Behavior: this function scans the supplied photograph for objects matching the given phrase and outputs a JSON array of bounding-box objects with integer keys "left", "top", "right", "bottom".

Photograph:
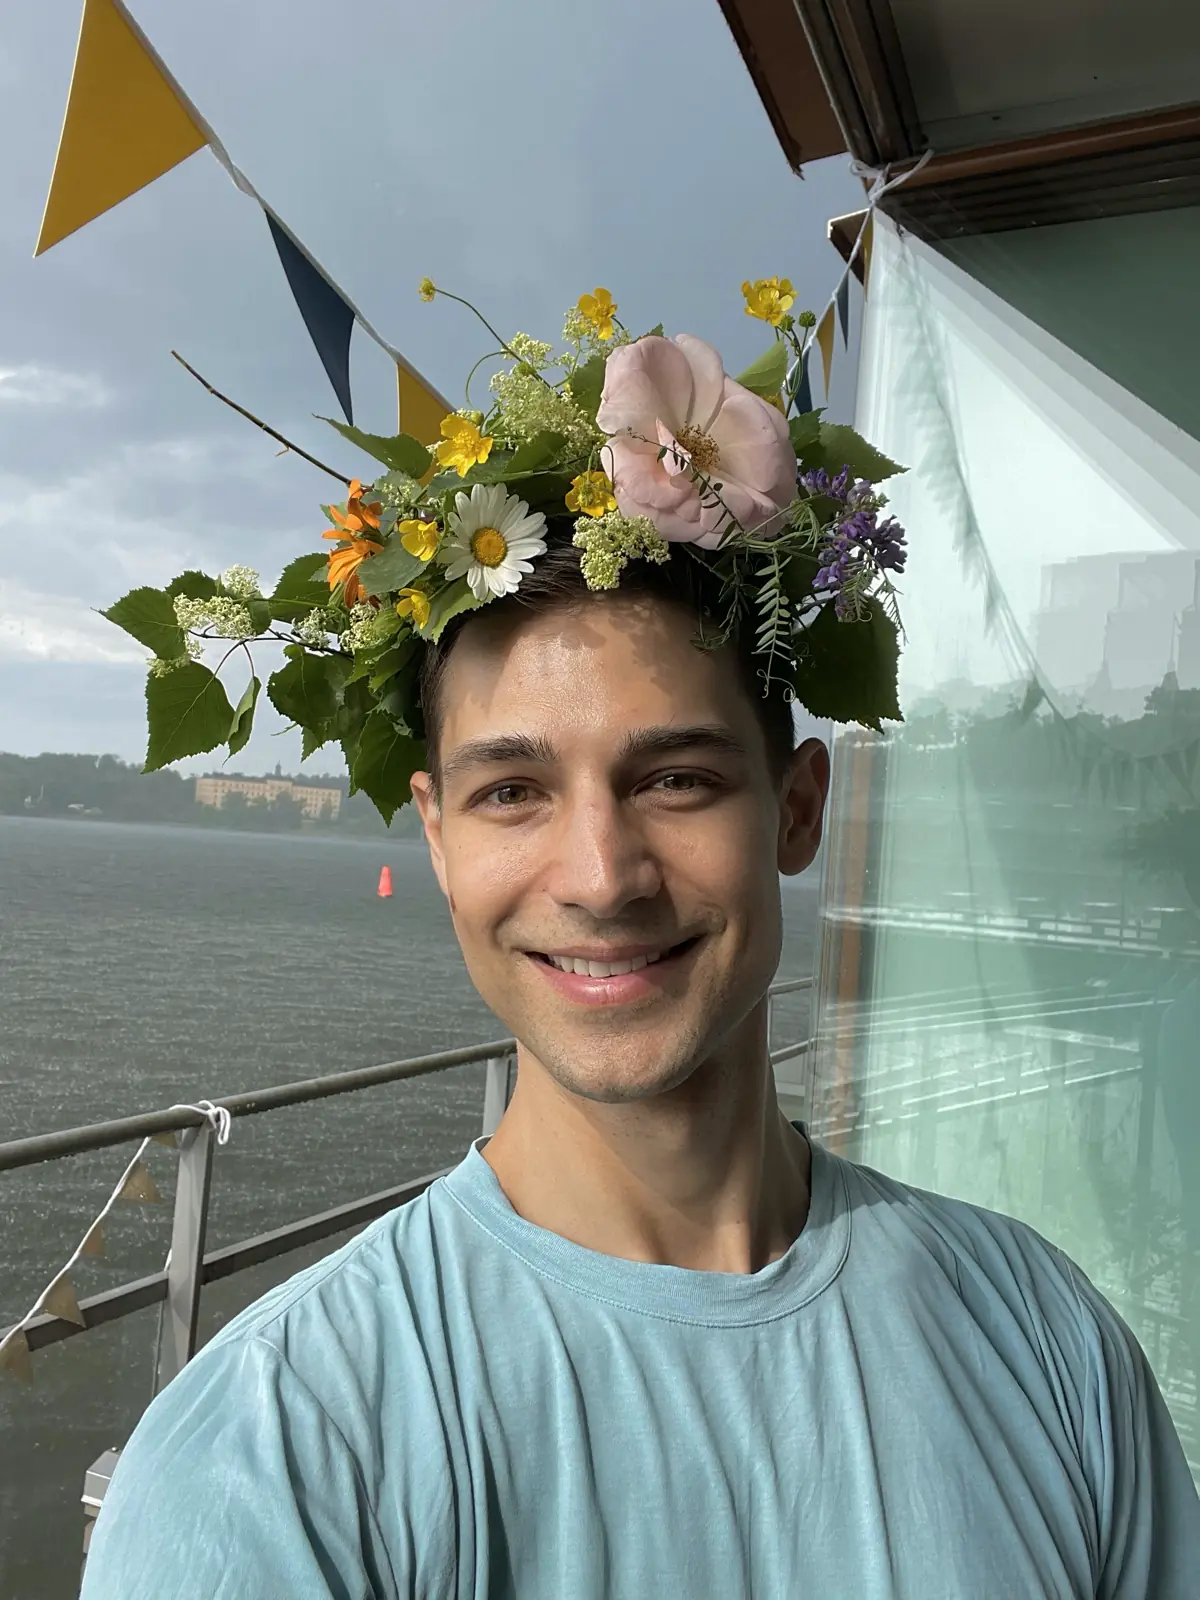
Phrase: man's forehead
[{"left": 436, "top": 600, "right": 745, "bottom": 738}]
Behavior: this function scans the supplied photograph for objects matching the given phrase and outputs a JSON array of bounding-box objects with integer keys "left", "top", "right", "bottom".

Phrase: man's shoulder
[
  {"left": 206, "top": 1172, "right": 451, "bottom": 1365},
  {"left": 828, "top": 1143, "right": 1130, "bottom": 1376}
]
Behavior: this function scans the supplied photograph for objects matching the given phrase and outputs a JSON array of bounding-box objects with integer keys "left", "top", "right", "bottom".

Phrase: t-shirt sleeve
[
  {"left": 1072, "top": 1266, "right": 1200, "bottom": 1597},
  {"left": 79, "top": 1334, "right": 399, "bottom": 1600}
]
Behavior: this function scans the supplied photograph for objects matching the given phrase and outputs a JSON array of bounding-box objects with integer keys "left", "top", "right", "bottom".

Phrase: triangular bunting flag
[
  {"left": 836, "top": 276, "right": 850, "bottom": 346},
  {"left": 0, "top": 1332, "right": 33, "bottom": 1384},
  {"left": 793, "top": 351, "right": 813, "bottom": 415},
  {"left": 861, "top": 214, "right": 874, "bottom": 291},
  {"left": 151, "top": 1130, "right": 178, "bottom": 1149},
  {"left": 35, "top": 0, "right": 208, "bottom": 255},
  {"left": 816, "top": 306, "right": 836, "bottom": 399},
  {"left": 265, "top": 211, "right": 356, "bottom": 424},
  {"left": 397, "top": 362, "right": 448, "bottom": 447},
  {"left": 117, "top": 1160, "right": 161, "bottom": 1203},
  {"left": 80, "top": 1223, "right": 105, "bottom": 1258},
  {"left": 42, "top": 1277, "right": 87, "bottom": 1328}
]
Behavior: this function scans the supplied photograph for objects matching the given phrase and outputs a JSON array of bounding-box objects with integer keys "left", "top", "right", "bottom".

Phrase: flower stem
[
  {"left": 430, "top": 291, "right": 557, "bottom": 392},
  {"left": 170, "top": 352, "right": 352, "bottom": 486}
]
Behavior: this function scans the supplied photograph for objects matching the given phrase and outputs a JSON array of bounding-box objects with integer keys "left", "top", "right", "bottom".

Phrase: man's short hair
[{"left": 418, "top": 522, "right": 797, "bottom": 792}]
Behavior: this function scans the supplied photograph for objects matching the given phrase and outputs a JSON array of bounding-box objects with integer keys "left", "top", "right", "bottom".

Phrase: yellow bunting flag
[
  {"left": 117, "top": 1160, "right": 161, "bottom": 1204},
  {"left": 151, "top": 1130, "right": 178, "bottom": 1149},
  {"left": 35, "top": 0, "right": 209, "bottom": 255},
  {"left": 80, "top": 1223, "right": 105, "bottom": 1258},
  {"left": 816, "top": 305, "right": 836, "bottom": 399},
  {"left": 0, "top": 1332, "right": 34, "bottom": 1384},
  {"left": 860, "top": 215, "right": 874, "bottom": 292},
  {"left": 397, "top": 361, "right": 450, "bottom": 447},
  {"left": 42, "top": 1277, "right": 87, "bottom": 1328}
]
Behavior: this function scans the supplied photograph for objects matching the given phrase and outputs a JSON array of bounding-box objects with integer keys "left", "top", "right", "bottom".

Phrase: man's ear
[
  {"left": 777, "top": 738, "right": 830, "bottom": 877},
  {"left": 409, "top": 772, "right": 449, "bottom": 899}
]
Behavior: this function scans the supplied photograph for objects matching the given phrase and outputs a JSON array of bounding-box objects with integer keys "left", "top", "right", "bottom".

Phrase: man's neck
[{"left": 481, "top": 1021, "right": 811, "bottom": 1275}]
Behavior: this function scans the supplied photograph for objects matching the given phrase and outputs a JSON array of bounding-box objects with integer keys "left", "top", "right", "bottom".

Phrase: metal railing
[{"left": 2, "top": 978, "right": 812, "bottom": 1388}]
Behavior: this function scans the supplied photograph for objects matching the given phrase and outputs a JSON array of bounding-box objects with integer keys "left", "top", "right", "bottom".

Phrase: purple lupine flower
[{"left": 808, "top": 469, "right": 908, "bottom": 615}]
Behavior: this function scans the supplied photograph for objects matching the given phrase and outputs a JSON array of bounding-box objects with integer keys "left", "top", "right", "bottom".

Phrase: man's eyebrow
[
  {"left": 618, "top": 724, "right": 750, "bottom": 762},
  {"left": 439, "top": 733, "right": 559, "bottom": 783},
  {"left": 440, "top": 724, "right": 750, "bottom": 785}
]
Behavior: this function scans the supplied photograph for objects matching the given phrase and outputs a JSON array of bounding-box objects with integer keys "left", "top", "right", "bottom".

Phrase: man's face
[{"left": 411, "top": 597, "right": 827, "bottom": 1104}]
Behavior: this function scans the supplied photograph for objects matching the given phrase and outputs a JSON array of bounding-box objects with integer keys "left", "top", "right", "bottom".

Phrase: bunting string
[
  {"left": 36, "top": 0, "right": 449, "bottom": 431},
  {"left": 794, "top": 149, "right": 935, "bottom": 405},
  {"left": 0, "top": 1136, "right": 164, "bottom": 1384}
]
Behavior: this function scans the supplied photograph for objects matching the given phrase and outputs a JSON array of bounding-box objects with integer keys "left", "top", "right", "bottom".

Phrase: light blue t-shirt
[{"left": 82, "top": 1132, "right": 1199, "bottom": 1598}]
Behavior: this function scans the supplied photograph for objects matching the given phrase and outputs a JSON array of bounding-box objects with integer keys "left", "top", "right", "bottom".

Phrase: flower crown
[{"left": 105, "top": 279, "right": 907, "bottom": 821}]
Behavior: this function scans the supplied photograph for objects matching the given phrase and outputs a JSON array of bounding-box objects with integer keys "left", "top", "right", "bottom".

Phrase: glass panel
[{"left": 811, "top": 209, "right": 1200, "bottom": 1483}]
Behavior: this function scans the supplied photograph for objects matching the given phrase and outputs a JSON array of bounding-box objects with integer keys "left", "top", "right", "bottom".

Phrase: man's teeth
[{"left": 545, "top": 950, "right": 666, "bottom": 977}]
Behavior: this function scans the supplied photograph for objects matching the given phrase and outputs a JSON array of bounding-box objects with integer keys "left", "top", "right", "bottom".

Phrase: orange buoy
[{"left": 377, "top": 865, "right": 393, "bottom": 898}]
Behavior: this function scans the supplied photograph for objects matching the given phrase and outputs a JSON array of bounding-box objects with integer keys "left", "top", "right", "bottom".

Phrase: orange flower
[
  {"left": 323, "top": 532, "right": 382, "bottom": 607},
  {"left": 322, "top": 481, "right": 383, "bottom": 605},
  {"left": 325, "top": 480, "right": 382, "bottom": 537}
]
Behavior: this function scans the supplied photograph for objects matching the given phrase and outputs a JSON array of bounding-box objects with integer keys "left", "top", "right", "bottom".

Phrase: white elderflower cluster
[
  {"left": 173, "top": 594, "right": 257, "bottom": 639},
  {"left": 218, "top": 565, "right": 262, "bottom": 599},
  {"left": 572, "top": 511, "right": 670, "bottom": 591},
  {"left": 338, "top": 603, "right": 398, "bottom": 654},
  {"left": 376, "top": 472, "right": 422, "bottom": 518},
  {"left": 293, "top": 607, "right": 333, "bottom": 647},
  {"left": 148, "top": 640, "right": 202, "bottom": 676},
  {"left": 489, "top": 366, "right": 602, "bottom": 453},
  {"left": 507, "top": 332, "right": 555, "bottom": 370}
]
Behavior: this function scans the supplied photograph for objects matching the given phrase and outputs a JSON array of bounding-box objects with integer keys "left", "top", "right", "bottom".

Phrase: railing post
[
  {"left": 481, "top": 1053, "right": 516, "bottom": 1137},
  {"left": 154, "top": 1123, "right": 215, "bottom": 1392}
]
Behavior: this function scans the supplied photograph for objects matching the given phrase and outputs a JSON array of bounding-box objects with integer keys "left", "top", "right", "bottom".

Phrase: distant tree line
[{"left": 0, "top": 753, "right": 424, "bottom": 838}]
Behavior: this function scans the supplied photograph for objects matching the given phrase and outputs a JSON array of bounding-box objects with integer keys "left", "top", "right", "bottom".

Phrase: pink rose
[{"left": 595, "top": 334, "right": 796, "bottom": 548}]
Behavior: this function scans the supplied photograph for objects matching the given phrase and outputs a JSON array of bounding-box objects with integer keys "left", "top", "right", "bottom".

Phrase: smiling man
[{"left": 83, "top": 535, "right": 1200, "bottom": 1599}]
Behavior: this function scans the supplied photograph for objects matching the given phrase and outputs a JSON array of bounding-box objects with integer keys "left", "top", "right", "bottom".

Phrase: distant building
[{"left": 193, "top": 775, "right": 342, "bottom": 820}]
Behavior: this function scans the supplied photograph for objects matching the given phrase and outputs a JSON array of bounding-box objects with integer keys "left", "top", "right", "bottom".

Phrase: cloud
[
  {"left": 0, "top": 578, "right": 143, "bottom": 663},
  {"left": 0, "top": 362, "right": 112, "bottom": 408}
]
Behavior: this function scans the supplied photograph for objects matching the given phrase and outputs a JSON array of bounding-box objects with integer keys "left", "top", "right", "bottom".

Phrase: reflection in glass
[{"left": 811, "top": 213, "right": 1200, "bottom": 1481}]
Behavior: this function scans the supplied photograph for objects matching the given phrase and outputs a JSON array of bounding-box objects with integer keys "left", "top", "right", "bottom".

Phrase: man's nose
[{"left": 545, "top": 789, "right": 662, "bottom": 918}]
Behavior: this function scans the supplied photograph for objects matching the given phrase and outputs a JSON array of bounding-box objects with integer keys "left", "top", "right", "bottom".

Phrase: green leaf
[
  {"left": 735, "top": 341, "right": 788, "bottom": 399},
  {"left": 790, "top": 599, "right": 902, "bottom": 731},
  {"left": 103, "top": 587, "right": 185, "bottom": 659},
  {"left": 267, "top": 651, "right": 349, "bottom": 728},
  {"left": 356, "top": 540, "right": 429, "bottom": 598},
  {"left": 417, "top": 577, "right": 483, "bottom": 643},
  {"left": 144, "top": 663, "right": 235, "bottom": 772},
  {"left": 459, "top": 448, "right": 516, "bottom": 485},
  {"left": 319, "top": 420, "right": 432, "bottom": 478},
  {"left": 788, "top": 410, "right": 823, "bottom": 454},
  {"left": 799, "top": 422, "right": 905, "bottom": 484},
  {"left": 246, "top": 598, "right": 272, "bottom": 634},
  {"left": 165, "top": 571, "right": 219, "bottom": 601},
  {"left": 506, "top": 431, "right": 568, "bottom": 475},
  {"left": 227, "top": 675, "right": 261, "bottom": 757},
  {"left": 641, "top": 323, "right": 665, "bottom": 339},
  {"left": 270, "top": 553, "right": 329, "bottom": 622},
  {"left": 351, "top": 710, "right": 426, "bottom": 824},
  {"left": 567, "top": 355, "right": 606, "bottom": 421},
  {"left": 301, "top": 725, "right": 331, "bottom": 761}
]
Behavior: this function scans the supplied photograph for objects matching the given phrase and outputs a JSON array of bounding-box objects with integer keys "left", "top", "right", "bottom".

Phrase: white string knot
[
  {"left": 848, "top": 148, "right": 935, "bottom": 205},
  {"left": 169, "top": 1100, "right": 233, "bottom": 1146}
]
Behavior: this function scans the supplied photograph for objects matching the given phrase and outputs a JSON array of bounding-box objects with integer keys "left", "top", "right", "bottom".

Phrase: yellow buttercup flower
[
  {"left": 398, "top": 519, "right": 440, "bottom": 561},
  {"left": 418, "top": 277, "right": 437, "bottom": 302},
  {"left": 395, "top": 588, "right": 431, "bottom": 628},
  {"left": 741, "top": 276, "right": 795, "bottom": 327},
  {"left": 577, "top": 287, "right": 617, "bottom": 341},
  {"left": 435, "top": 414, "right": 494, "bottom": 477},
  {"left": 566, "top": 470, "right": 617, "bottom": 518}
]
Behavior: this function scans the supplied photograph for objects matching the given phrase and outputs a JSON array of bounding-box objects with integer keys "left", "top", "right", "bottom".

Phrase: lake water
[{"left": 0, "top": 816, "right": 817, "bottom": 1598}]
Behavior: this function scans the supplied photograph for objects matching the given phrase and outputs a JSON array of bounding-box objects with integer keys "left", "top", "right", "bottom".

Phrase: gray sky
[{"left": 0, "top": 0, "right": 860, "bottom": 774}]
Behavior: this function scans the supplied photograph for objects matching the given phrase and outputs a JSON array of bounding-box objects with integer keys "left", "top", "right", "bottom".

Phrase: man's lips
[{"left": 523, "top": 937, "right": 702, "bottom": 1007}]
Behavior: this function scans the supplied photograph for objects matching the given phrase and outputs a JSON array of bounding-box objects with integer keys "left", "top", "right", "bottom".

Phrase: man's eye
[
  {"left": 488, "top": 784, "right": 530, "bottom": 806},
  {"left": 655, "top": 772, "right": 707, "bottom": 792}
]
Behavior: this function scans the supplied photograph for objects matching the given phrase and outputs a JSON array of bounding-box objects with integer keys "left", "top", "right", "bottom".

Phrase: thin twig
[{"left": 170, "top": 351, "right": 351, "bottom": 486}]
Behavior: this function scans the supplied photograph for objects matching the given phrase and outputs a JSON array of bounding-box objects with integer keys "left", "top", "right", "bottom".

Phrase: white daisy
[{"left": 442, "top": 483, "right": 548, "bottom": 602}]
